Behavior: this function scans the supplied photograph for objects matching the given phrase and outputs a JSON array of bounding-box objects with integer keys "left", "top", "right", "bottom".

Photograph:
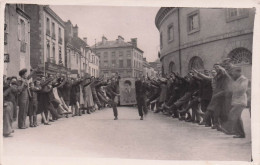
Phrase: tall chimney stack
[
  {"left": 83, "top": 37, "right": 87, "bottom": 44},
  {"left": 73, "top": 24, "right": 78, "bottom": 37},
  {"left": 102, "top": 36, "right": 107, "bottom": 44},
  {"left": 131, "top": 38, "right": 137, "bottom": 47}
]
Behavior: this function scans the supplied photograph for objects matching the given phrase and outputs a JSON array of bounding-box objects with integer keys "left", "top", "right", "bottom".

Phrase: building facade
[
  {"left": 4, "top": 4, "right": 31, "bottom": 77},
  {"left": 155, "top": 8, "right": 255, "bottom": 78},
  {"left": 149, "top": 59, "right": 162, "bottom": 76},
  {"left": 64, "top": 21, "right": 98, "bottom": 77},
  {"left": 24, "top": 5, "right": 66, "bottom": 76},
  {"left": 87, "top": 49, "right": 100, "bottom": 77},
  {"left": 143, "top": 58, "right": 157, "bottom": 77},
  {"left": 93, "top": 36, "right": 144, "bottom": 78}
]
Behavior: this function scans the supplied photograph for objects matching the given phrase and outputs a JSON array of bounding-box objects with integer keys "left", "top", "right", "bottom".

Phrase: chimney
[
  {"left": 131, "top": 38, "right": 137, "bottom": 47},
  {"left": 117, "top": 35, "right": 124, "bottom": 42},
  {"left": 73, "top": 24, "right": 78, "bottom": 37},
  {"left": 102, "top": 36, "right": 107, "bottom": 44},
  {"left": 83, "top": 37, "right": 87, "bottom": 44}
]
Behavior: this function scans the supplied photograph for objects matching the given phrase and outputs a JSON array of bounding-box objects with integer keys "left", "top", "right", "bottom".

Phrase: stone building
[
  {"left": 24, "top": 5, "right": 66, "bottom": 76},
  {"left": 149, "top": 59, "right": 162, "bottom": 76},
  {"left": 155, "top": 8, "right": 255, "bottom": 78},
  {"left": 93, "top": 36, "right": 144, "bottom": 78},
  {"left": 64, "top": 21, "right": 99, "bottom": 78},
  {"left": 143, "top": 58, "right": 156, "bottom": 77},
  {"left": 4, "top": 4, "right": 31, "bottom": 77},
  {"left": 87, "top": 48, "right": 100, "bottom": 77}
]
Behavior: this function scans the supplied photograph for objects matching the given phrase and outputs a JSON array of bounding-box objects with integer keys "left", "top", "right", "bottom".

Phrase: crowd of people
[
  {"left": 3, "top": 68, "right": 120, "bottom": 137},
  {"left": 140, "top": 58, "right": 251, "bottom": 139},
  {"left": 3, "top": 58, "right": 251, "bottom": 139}
]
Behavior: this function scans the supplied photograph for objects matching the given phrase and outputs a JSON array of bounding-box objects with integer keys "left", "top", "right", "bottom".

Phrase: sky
[{"left": 50, "top": 5, "right": 160, "bottom": 62}]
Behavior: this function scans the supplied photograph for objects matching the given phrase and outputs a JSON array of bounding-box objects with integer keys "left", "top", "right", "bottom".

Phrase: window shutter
[
  {"left": 18, "top": 19, "right": 21, "bottom": 41},
  {"left": 24, "top": 21, "right": 28, "bottom": 43},
  {"left": 27, "top": 21, "right": 30, "bottom": 43}
]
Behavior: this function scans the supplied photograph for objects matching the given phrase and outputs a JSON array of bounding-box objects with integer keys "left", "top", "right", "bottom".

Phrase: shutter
[
  {"left": 24, "top": 21, "right": 27, "bottom": 43},
  {"left": 18, "top": 19, "right": 21, "bottom": 41},
  {"left": 26, "top": 21, "right": 30, "bottom": 43}
]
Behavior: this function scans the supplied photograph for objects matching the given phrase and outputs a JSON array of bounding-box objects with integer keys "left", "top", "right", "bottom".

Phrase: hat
[
  {"left": 160, "top": 78, "right": 167, "bottom": 82},
  {"left": 19, "top": 68, "right": 27, "bottom": 77}
]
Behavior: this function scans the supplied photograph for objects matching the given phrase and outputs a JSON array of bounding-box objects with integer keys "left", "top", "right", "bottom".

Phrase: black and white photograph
[{"left": 1, "top": 1, "right": 260, "bottom": 165}]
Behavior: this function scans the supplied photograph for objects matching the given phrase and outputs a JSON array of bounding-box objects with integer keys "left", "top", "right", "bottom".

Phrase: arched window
[
  {"left": 228, "top": 48, "right": 252, "bottom": 65},
  {"left": 188, "top": 56, "right": 204, "bottom": 71},
  {"left": 169, "top": 61, "right": 176, "bottom": 73}
]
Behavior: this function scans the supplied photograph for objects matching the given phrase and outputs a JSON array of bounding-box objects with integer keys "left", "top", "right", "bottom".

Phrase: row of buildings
[
  {"left": 4, "top": 4, "right": 99, "bottom": 78},
  {"left": 4, "top": 4, "right": 159, "bottom": 79},
  {"left": 155, "top": 7, "right": 254, "bottom": 79}
]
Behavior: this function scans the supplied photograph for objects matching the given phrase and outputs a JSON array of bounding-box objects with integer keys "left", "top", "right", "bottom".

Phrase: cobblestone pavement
[{"left": 3, "top": 106, "right": 251, "bottom": 164}]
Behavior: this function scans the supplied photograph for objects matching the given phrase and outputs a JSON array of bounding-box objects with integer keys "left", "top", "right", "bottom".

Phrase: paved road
[{"left": 3, "top": 106, "right": 251, "bottom": 164}]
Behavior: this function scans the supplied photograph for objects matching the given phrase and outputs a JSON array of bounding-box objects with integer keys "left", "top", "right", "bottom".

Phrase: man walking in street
[
  {"left": 106, "top": 77, "right": 120, "bottom": 120},
  {"left": 135, "top": 76, "right": 148, "bottom": 120}
]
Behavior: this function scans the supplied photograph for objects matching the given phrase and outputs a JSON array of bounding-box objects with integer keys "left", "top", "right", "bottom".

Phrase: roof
[
  {"left": 94, "top": 40, "right": 132, "bottom": 49},
  {"left": 70, "top": 36, "right": 87, "bottom": 51},
  {"left": 44, "top": 6, "right": 65, "bottom": 27},
  {"left": 92, "top": 40, "right": 144, "bottom": 53}
]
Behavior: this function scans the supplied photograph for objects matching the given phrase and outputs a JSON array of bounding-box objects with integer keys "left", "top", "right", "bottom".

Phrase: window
[
  {"left": 188, "top": 11, "right": 200, "bottom": 34},
  {"left": 226, "top": 8, "right": 249, "bottom": 22},
  {"left": 127, "top": 59, "right": 131, "bottom": 67},
  {"left": 112, "top": 60, "right": 116, "bottom": 67},
  {"left": 188, "top": 56, "right": 204, "bottom": 71},
  {"left": 52, "top": 22, "right": 55, "bottom": 39},
  {"left": 47, "top": 41, "right": 50, "bottom": 60},
  {"left": 111, "top": 52, "right": 116, "bottom": 58},
  {"left": 127, "top": 50, "right": 131, "bottom": 57},
  {"left": 119, "top": 60, "right": 123, "bottom": 68},
  {"left": 58, "top": 27, "right": 62, "bottom": 44},
  {"left": 19, "top": 19, "right": 26, "bottom": 52},
  {"left": 59, "top": 46, "right": 62, "bottom": 64},
  {"left": 134, "top": 60, "right": 136, "bottom": 68},
  {"left": 104, "top": 52, "right": 108, "bottom": 59},
  {"left": 104, "top": 60, "right": 108, "bottom": 67},
  {"left": 127, "top": 71, "right": 132, "bottom": 77},
  {"left": 46, "top": 18, "right": 50, "bottom": 35},
  {"left": 168, "top": 24, "right": 174, "bottom": 42},
  {"left": 52, "top": 46, "right": 55, "bottom": 63},
  {"left": 228, "top": 48, "right": 252, "bottom": 65},
  {"left": 160, "top": 32, "right": 163, "bottom": 49},
  {"left": 119, "top": 51, "right": 123, "bottom": 58}
]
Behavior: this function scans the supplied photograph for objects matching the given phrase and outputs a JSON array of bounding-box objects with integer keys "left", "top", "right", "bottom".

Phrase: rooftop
[{"left": 92, "top": 37, "right": 144, "bottom": 53}]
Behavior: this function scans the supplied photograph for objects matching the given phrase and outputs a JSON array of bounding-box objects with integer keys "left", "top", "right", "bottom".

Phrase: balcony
[
  {"left": 52, "top": 33, "right": 56, "bottom": 40},
  {"left": 58, "top": 37, "right": 63, "bottom": 44},
  {"left": 46, "top": 29, "right": 50, "bottom": 36}
]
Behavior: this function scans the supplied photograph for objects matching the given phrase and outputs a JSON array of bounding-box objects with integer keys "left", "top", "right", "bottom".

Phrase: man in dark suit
[
  {"left": 106, "top": 77, "right": 120, "bottom": 120},
  {"left": 135, "top": 76, "right": 148, "bottom": 120},
  {"left": 17, "top": 68, "right": 37, "bottom": 129}
]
